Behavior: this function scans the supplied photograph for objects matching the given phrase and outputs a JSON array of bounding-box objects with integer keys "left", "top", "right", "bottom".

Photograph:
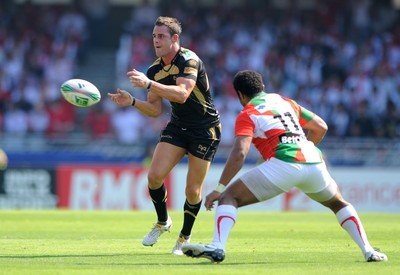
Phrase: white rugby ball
[{"left": 60, "top": 79, "right": 101, "bottom": 107}]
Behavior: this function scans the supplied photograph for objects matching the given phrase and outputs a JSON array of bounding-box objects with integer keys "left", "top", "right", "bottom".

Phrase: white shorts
[{"left": 240, "top": 157, "right": 337, "bottom": 202}]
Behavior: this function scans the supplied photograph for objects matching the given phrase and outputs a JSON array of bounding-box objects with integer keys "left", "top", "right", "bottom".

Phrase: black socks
[
  {"left": 149, "top": 184, "right": 168, "bottom": 223},
  {"left": 181, "top": 199, "right": 202, "bottom": 236}
]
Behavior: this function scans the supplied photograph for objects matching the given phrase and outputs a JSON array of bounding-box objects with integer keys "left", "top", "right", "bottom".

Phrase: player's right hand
[{"left": 204, "top": 191, "right": 221, "bottom": 211}]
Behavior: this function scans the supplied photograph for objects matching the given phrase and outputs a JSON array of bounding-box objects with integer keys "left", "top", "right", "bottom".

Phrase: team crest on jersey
[{"left": 181, "top": 48, "right": 199, "bottom": 61}]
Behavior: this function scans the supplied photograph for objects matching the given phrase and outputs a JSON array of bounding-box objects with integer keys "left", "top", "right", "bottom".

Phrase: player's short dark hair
[
  {"left": 233, "top": 70, "right": 264, "bottom": 98},
  {"left": 155, "top": 16, "right": 182, "bottom": 36}
]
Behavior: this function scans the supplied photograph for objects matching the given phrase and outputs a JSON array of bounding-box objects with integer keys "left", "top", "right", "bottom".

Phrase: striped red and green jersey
[{"left": 235, "top": 92, "right": 323, "bottom": 163}]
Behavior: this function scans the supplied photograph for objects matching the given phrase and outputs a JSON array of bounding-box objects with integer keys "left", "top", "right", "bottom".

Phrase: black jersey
[{"left": 146, "top": 47, "right": 220, "bottom": 128}]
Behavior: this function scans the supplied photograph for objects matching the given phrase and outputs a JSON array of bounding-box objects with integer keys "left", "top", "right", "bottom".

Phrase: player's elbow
[
  {"left": 316, "top": 127, "right": 328, "bottom": 140},
  {"left": 175, "top": 92, "right": 189, "bottom": 104},
  {"left": 173, "top": 87, "right": 191, "bottom": 104},
  {"left": 144, "top": 107, "right": 162, "bottom": 118},
  {"left": 148, "top": 110, "right": 162, "bottom": 118},
  {"left": 313, "top": 120, "right": 328, "bottom": 137},
  {"left": 175, "top": 97, "right": 187, "bottom": 104},
  {"left": 232, "top": 149, "right": 247, "bottom": 163},
  {"left": 319, "top": 120, "right": 328, "bottom": 135},
  {"left": 309, "top": 115, "right": 328, "bottom": 133},
  {"left": 320, "top": 118, "right": 328, "bottom": 131}
]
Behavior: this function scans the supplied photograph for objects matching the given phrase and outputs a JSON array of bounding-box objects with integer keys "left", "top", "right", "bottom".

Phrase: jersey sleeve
[
  {"left": 235, "top": 112, "right": 255, "bottom": 137},
  {"left": 179, "top": 59, "right": 199, "bottom": 81},
  {"left": 298, "top": 105, "right": 315, "bottom": 126},
  {"left": 283, "top": 97, "right": 315, "bottom": 126}
]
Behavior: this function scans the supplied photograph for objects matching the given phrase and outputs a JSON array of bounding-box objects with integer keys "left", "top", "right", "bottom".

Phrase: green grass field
[{"left": 0, "top": 210, "right": 398, "bottom": 275}]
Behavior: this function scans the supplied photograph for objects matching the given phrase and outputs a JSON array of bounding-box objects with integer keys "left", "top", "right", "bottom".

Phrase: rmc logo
[{"left": 57, "top": 165, "right": 172, "bottom": 210}]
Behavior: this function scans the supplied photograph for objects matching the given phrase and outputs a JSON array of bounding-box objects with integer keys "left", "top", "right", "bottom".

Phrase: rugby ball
[{"left": 60, "top": 79, "right": 101, "bottom": 107}]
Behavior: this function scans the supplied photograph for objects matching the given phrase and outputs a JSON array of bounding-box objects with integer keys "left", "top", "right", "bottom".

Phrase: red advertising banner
[
  {"left": 57, "top": 164, "right": 172, "bottom": 210},
  {"left": 1, "top": 165, "right": 397, "bottom": 211}
]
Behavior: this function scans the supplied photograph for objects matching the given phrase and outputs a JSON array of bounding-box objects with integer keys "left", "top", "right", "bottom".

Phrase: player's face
[{"left": 152, "top": 25, "right": 174, "bottom": 58}]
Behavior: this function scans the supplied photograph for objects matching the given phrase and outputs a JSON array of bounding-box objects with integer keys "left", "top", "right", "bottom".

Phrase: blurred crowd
[{"left": 1, "top": 0, "right": 400, "bottom": 149}]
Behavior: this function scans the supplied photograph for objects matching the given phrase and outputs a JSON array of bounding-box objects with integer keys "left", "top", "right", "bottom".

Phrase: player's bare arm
[
  {"left": 133, "top": 91, "right": 163, "bottom": 117},
  {"left": 302, "top": 114, "right": 328, "bottom": 145},
  {"left": 204, "top": 135, "right": 252, "bottom": 210},
  {"left": 219, "top": 135, "right": 253, "bottom": 184},
  {"left": 107, "top": 88, "right": 163, "bottom": 118},
  {"left": 127, "top": 69, "right": 195, "bottom": 104},
  {"left": 150, "top": 77, "right": 195, "bottom": 104}
]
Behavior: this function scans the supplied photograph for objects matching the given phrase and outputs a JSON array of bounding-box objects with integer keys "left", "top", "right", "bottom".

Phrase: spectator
[
  {"left": 28, "top": 102, "right": 50, "bottom": 134},
  {"left": 330, "top": 102, "right": 350, "bottom": 137},
  {"left": 348, "top": 100, "right": 376, "bottom": 137},
  {"left": 84, "top": 103, "right": 111, "bottom": 139},
  {"left": 46, "top": 99, "right": 75, "bottom": 137},
  {"left": 125, "top": 0, "right": 160, "bottom": 33},
  {"left": 3, "top": 104, "right": 29, "bottom": 136},
  {"left": 110, "top": 107, "right": 143, "bottom": 144},
  {"left": 0, "top": 0, "right": 399, "bottom": 148},
  {"left": 383, "top": 100, "right": 400, "bottom": 138}
]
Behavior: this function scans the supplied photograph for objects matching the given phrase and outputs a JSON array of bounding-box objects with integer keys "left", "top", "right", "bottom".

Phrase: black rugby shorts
[{"left": 159, "top": 122, "right": 221, "bottom": 161}]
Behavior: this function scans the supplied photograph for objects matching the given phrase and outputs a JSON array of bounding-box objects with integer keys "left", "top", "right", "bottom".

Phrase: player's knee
[
  {"left": 185, "top": 185, "right": 201, "bottom": 202},
  {"left": 219, "top": 191, "right": 239, "bottom": 207},
  {"left": 322, "top": 197, "right": 349, "bottom": 213},
  {"left": 147, "top": 171, "right": 164, "bottom": 189}
]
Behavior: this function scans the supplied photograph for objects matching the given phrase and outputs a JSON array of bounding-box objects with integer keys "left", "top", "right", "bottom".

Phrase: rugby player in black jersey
[{"left": 108, "top": 16, "right": 221, "bottom": 255}]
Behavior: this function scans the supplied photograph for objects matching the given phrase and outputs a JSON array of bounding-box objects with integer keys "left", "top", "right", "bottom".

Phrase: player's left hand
[
  {"left": 127, "top": 69, "right": 150, "bottom": 89},
  {"left": 204, "top": 191, "right": 221, "bottom": 211}
]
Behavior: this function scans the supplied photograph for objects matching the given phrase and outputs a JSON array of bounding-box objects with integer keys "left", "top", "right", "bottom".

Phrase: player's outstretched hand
[
  {"left": 108, "top": 88, "right": 134, "bottom": 107},
  {"left": 204, "top": 191, "right": 221, "bottom": 211}
]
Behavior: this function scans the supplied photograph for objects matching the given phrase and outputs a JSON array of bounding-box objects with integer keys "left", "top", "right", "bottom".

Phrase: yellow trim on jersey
[
  {"left": 154, "top": 65, "right": 180, "bottom": 81},
  {"left": 192, "top": 86, "right": 207, "bottom": 114},
  {"left": 184, "top": 67, "right": 198, "bottom": 76},
  {"left": 148, "top": 58, "right": 161, "bottom": 68}
]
